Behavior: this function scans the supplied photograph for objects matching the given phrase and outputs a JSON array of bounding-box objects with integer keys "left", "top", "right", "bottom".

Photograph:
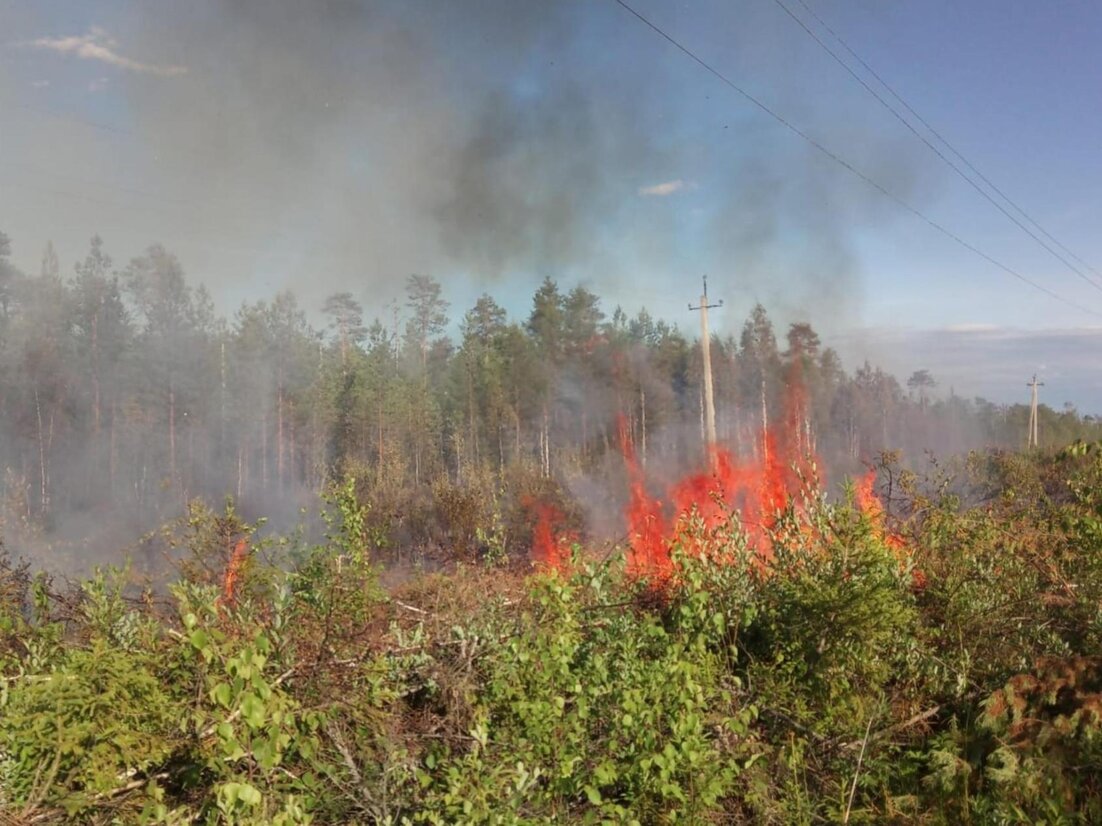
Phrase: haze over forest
[
  {"left": 4, "top": 0, "right": 1102, "bottom": 567},
  {"left": 3, "top": 227, "right": 1101, "bottom": 573}
]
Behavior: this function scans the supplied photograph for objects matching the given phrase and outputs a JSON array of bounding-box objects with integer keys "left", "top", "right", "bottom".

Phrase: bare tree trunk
[
  {"left": 288, "top": 399, "right": 296, "bottom": 485},
  {"left": 377, "top": 400, "right": 385, "bottom": 466},
  {"left": 277, "top": 380, "right": 285, "bottom": 491},
  {"left": 514, "top": 407, "right": 521, "bottom": 461},
  {"left": 261, "top": 408, "right": 269, "bottom": 488},
  {"left": 187, "top": 424, "right": 195, "bottom": 494},
  {"left": 760, "top": 378, "right": 769, "bottom": 465},
  {"left": 640, "top": 386, "right": 647, "bottom": 467},
  {"left": 581, "top": 409, "right": 588, "bottom": 462},
  {"left": 220, "top": 340, "right": 227, "bottom": 451},
  {"left": 169, "top": 381, "right": 177, "bottom": 485},
  {"left": 732, "top": 402, "right": 743, "bottom": 457},
  {"left": 34, "top": 386, "right": 48, "bottom": 518},
  {"left": 541, "top": 406, "right": 550, "bottom": 478},
  {"left": 91, "top": 311, "right": 101, "bottom": 435},
  {"left": 110, "top": 400, "right": 118, "bottom": 494},
  {"left": 467, "top": 366, "right": 478, "bottom": 465}
]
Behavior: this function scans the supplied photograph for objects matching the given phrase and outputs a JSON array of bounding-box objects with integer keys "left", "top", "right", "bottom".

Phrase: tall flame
[
  {"left": 526, "top": 497, "right": 575, "bottom": 573},
  {"left": 527, "top": 369, "right": 872, "bottom": 584},
  {"left": 855, "top": 469, "right": 925, "bottom": 589},
  {"left": 618, "top": 367, "right": 819, "bottom": 583},
  {"left": 220, "top": 537, "right": 250, "bottom": 608}
]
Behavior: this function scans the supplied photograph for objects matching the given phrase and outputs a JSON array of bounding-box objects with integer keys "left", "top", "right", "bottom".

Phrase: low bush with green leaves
[{"left": 4, "top": 447, "right": 1102, "bottom": 822}]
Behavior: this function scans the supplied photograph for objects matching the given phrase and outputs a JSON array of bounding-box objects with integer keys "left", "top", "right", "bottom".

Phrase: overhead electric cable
[
  {"left": 790, "top": 0, "right": 1102, "bottom": 282},
  {"left": 610, "top": 0, "right": 1102, "bottom": 320},
  {"left": 770, "top": 0, "right": 1102, "bottom": 293}
]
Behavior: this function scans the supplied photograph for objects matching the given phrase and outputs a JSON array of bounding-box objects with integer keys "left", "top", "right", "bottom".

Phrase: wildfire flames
[
  {"left": 220, "top": 537, "right": 251, "bottom": 608},
  {"left": 526, "top": 498, "right": 576, "bottom": 572},
  {"left": 530, "top": 370, "right": 913, "bottom": 585},
  {"left": 618, "top": 373, "right": 817, "bottom": 582}
]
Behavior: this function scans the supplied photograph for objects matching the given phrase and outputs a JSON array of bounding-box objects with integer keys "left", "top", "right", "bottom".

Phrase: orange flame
[
  {"left": 220, "top": 537, "right": 250, "bottom": 608},
  {"left": 527, "top": 368, "right": 840, "bottom": 586},
  {"left": 617, "top": 366, "right": 819, "bottom": 583},
  {"left": 854, "top": 470, "right": 904, "bottom": 550},
  {"left": 619, "top": 416, "right": 673, "bottom": 581},
  {"left": 855, "top": 469, "right": 925, "bottom": 589},
  {"left": 526, "top": 498, "right": 575, "bottom": 573}
]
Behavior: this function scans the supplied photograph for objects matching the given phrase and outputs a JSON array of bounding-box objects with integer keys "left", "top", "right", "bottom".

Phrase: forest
[
  {"left": 3, "top": 230, "right": 1102, "bottom": 822},
  {"left": 2, "top": 230, "right": 1101, "bottom": 575}
]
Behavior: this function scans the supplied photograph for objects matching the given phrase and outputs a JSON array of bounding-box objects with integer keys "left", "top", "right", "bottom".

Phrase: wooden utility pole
[
  {"left": 689, "top": 275, "right": 723, "bottom": 465},
  {"left": 1027, "top": 374, "right": 1044, "bottom": 449}
]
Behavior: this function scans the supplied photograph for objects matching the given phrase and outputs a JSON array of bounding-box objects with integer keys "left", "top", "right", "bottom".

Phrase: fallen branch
[
  {"left": 22, "top": 771, "right": 171, "bottom": 824},
  {"left": 843, "top": 716, "right": 874, "bottom": 823}
]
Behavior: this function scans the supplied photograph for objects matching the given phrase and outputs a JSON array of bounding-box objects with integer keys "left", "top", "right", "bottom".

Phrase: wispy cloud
[
  {"left": 30, "top": 79, "right": 50, "bottom": 88},
  {"left": 944, "top": 322, "right": 999, "bottom": 334},
  {"left": 22, "top": 27, "right": 187, "bottom": 77},
  {"left": 638, "top": 179, "right": 694, "bottom": 197},
  {"left": 87, "top": 76, "right": 109, "bottom": 93}
]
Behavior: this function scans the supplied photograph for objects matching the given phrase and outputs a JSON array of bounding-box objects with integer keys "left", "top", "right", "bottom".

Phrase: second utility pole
[{"left": 690, "top": 275, "right": 722, "bottom": 467}]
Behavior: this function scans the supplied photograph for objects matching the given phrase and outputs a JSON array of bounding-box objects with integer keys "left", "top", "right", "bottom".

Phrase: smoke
[
  {"left": 0, "top": 0, "right": 970, "bottom": 576},
  {"left": 4, "top": 0, "right": 942, "bottom": 319}
]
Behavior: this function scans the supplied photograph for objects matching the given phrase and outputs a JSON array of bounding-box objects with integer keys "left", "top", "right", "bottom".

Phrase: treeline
[{"left": 1, "top": 230, "right": 1098, "bottom": 552}]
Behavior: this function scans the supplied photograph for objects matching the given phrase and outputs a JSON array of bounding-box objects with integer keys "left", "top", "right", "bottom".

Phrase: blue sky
[{"left": 2, "top": 0, "right": 1101, "bottom": 409}]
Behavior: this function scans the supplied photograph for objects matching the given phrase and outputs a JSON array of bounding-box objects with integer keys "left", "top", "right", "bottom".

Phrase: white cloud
[
  {"left": 944, "top": 322, "right": 999, "bottom": 333},
  {"left": 30, "top": 79, "right": 50, "bottom": 88},
  {"left": 88, "top": 76, "right": 109, "bottom": 93},
  {"left": 638, "top": 179, "right": 694, "bottom": 197},
  {"left": 23, "top": 27, "right": 187, "bottom": 77}
]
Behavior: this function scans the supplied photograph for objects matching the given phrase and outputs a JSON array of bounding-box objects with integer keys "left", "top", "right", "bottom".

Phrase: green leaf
[
  {"left": 237, "top": 782, "right": 262, "bottom": 806},
  {"left": 240, "top": 692, "right": 266, "bottom": 729},
  {"left": 211, "top": 682, "right": 233, "bottom": 709}
]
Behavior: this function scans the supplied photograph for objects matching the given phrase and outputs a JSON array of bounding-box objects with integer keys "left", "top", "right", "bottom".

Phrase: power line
[
  {"left": 769, "top": 0, "right": 1102, "bottom": 293},
  {"left": 789, "top": 0, "right": 1102, "bottom": 284},
  {"left": 610, "top": 0, "right": 1102, "bottom": 320}
]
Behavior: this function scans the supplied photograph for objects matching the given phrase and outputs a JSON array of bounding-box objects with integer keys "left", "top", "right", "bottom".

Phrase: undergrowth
[{"left": 3, "top": 445, "right": 1102, "bottom": 823}]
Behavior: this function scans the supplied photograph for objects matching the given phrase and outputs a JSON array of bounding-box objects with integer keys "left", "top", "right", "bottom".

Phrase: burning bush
[{"left": 5, "top": 445, "right": 1102, "bottom": 822}]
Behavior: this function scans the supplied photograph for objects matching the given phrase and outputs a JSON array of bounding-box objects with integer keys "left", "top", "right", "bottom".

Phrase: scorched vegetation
[{"left": 4, "top": 440, "right": 1102, "bottom": 823}]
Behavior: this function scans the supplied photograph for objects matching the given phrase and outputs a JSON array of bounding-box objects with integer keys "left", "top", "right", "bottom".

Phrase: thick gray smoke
[
  {"left": 4, "top": 0, "right": 941, "bottom": 322},
  {"left": 0, "top": 0, "right": 968, "bottom": 578}
]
